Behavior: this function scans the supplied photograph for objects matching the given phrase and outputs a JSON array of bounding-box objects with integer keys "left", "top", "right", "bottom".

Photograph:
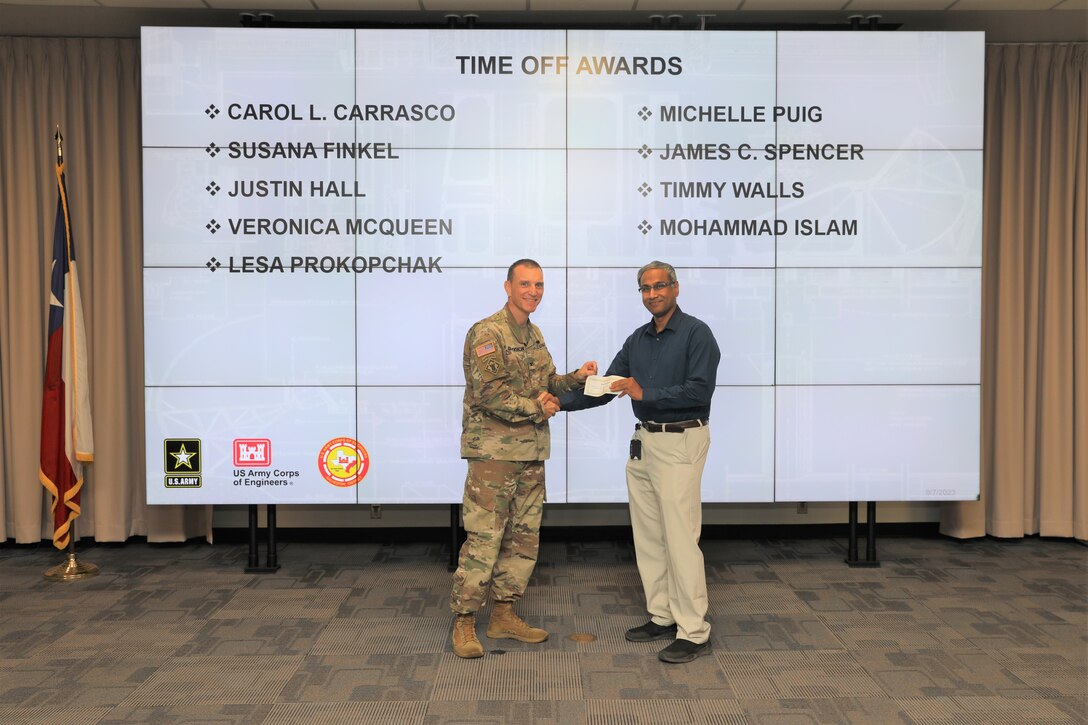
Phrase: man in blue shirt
[{"left": 560, "top": 261, "right": 720, "bottom": 663}]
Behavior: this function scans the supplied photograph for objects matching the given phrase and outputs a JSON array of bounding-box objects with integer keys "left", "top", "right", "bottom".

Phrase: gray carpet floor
[{"left": 0, "top": 534, "right": 1084, "bottom": 724}]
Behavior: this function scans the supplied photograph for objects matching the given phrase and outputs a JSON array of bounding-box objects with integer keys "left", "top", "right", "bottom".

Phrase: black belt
[{"left": 636, "top": 418, "right": 709, "bottom": 433}]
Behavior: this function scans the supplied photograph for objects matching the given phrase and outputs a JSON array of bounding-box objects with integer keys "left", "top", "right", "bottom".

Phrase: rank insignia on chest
[{"left": 475, "top": 341, "right": 497, "bottom": 357}]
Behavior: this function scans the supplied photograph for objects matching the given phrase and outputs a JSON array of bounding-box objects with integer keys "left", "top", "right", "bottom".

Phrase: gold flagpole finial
[{"left": 54, "top": 126, "right": 64, "bottom": 166}]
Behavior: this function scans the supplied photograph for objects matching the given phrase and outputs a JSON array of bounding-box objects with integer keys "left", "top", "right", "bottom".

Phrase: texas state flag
[{"left": 39, "top": 155, "right": 94, "bottom": 549}]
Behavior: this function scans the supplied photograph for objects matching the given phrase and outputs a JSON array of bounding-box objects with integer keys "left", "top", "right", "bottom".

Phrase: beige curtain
[
  {"left": 0, "top": 37, "right": 211, "bottom": 545},
  {"left": 1, "top": 38, "right": 1084, "bottom": 545},
  {"left": 942, "top": 44, "right": 1088, "bottom": 540}
]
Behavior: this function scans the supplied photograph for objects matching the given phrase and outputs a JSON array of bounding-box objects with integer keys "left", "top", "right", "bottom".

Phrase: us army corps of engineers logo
[{"left": 164, "top": 438, "right": 202, "bottom": 488}]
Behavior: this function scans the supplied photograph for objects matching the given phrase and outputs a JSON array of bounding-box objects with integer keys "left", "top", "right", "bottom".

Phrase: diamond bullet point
[
  {"left": 206, "top": 257, "right": 221, "bottom": 272},
  {"left": 204, "top": 104, "right": 220, "bottom": 119},
  {"left": 638, "top": 220, "right": 652, "bottom": 235},
  {"left": 205, "top": 142, "right": 221, "bottom": 158},
  {"left": 637, "top": 106, "right": 652, "bottom": 121},
  {"left": 206, "top": 181, "right": 220, "bottom": 196},
  {"left": 637, "top": 182, "right": 652, "bottom": 197},
  {"left": 637, "top": 144, "right": 653, "bottom": 159},
  {"left": 206, "top": 219, "right": 221, "bottom": 234}
]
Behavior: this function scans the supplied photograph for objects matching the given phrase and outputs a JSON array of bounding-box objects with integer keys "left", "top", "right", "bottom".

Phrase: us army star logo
[
  {"left": 172, "top": 445, "right": 194, "bottom": 468},
  {"left": 164, "top": 439, "right": 202, "bottom": 474}
]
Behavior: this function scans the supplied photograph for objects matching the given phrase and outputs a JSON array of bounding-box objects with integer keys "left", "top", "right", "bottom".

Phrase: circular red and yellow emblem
[{"left": 317, "top": 437, "right": 369, "bottom": 487}]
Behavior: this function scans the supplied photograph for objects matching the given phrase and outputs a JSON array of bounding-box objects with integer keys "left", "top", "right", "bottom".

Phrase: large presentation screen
[{"left": 142, "top": 28, "right": 983, "bottom": 505}]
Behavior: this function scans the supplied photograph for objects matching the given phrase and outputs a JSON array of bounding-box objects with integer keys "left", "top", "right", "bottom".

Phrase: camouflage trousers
[{"left": 449, "top": 459, "right": 545, "bottom": 614}]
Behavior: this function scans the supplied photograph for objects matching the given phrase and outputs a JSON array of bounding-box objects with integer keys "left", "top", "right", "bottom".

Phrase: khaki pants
[
  {"left": 450, "top": 459, "right": 545, "bottom": 614},
  {"left": 626, "top": 424, "right": 711, "bottom": 644}
]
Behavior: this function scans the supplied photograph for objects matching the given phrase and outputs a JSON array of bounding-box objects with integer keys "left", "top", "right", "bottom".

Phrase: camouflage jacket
[{"left": 461, "top": 306, "right": 579, "bottom": 461}]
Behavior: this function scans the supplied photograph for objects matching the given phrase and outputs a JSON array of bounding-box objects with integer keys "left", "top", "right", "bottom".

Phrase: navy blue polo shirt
[{"left": 561, "top": 306, "right": 720, "bottom": 423}]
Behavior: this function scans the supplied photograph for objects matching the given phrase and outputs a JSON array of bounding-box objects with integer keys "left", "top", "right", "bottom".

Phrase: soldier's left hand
[
  {"left": 541, "top": 399, "right": 560, "bottom": 419},
  {"left": 538, "top": 391, "right": 560, "bottom": 408},
  {"left": 574, "top": 361, "right": 598, "bottom": 383}
]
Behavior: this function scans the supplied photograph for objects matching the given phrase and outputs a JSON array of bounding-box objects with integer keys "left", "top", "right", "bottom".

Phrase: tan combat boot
[
  {"left": 451, "top": 613, "right": 484, "bottom": 659},
  {"left": 486, "top": 601, "right": 549, "bottom": 643}
]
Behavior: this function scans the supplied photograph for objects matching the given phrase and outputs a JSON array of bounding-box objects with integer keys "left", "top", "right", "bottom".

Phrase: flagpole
[{"left": 42, "top": 127, "right": 99, "bottom": 582}]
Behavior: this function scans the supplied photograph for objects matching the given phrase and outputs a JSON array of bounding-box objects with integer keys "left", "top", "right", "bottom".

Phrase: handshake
[
  {"left": 537, "top": 360, "right": 597, "bottom": 419},
  {"left": 537, "top": 392, "right": 561, "bottom": 419}
]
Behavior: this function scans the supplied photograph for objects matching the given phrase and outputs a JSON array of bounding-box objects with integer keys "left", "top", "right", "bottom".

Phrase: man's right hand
[{"left": 610, "top": 377, "right": 643, "bottom": 401}]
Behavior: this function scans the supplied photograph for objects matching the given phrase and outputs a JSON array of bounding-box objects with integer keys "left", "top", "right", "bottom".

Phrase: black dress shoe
[
  {"left": 657, "top": 638, "right": 713, "bottom": 663},
  {"left": 624, "top": 620, "right": 678, "bottom": 642}
]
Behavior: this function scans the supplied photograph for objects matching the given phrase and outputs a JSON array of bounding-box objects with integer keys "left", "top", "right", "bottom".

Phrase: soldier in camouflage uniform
[{"left": 450, "top": 259, "right": 596, "bottom": 659}]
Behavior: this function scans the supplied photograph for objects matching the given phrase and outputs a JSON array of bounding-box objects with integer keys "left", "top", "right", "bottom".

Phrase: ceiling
[{"left": 1, "top": 0, "right": 1085, "bottom": 41}]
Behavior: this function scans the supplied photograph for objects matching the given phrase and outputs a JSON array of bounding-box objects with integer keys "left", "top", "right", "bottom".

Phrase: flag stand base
[
  {"left": 44, "top": 551, "right": 99, "bottom": 581},
  {"left": 44, "top": 530, "right": 99, "bottom": 581}
]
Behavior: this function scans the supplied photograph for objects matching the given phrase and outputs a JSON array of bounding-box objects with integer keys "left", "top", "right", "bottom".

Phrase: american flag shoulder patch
[{"left": 475, "top": 341, "right": 497, "bottom": 357}]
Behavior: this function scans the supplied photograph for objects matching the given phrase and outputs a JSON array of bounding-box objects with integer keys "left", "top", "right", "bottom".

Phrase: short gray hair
[{"left": 637, "top": 261, "right": 677, "bottom": 287}]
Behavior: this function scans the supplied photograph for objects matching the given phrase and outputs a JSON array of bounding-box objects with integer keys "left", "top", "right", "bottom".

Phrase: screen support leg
[
  {"left": 846, "top": 501, "right": 881, "bottom": 568},
  {"left": 245, "top": 504, "right": 281, "bottom": 573},
  {"left": 247, "top": 504, "right": 260, "bottom": 569},
  {"left": 865, "top": 501, "right": 879, "bottom": 565},
  {"left": 266, "top": 504, "right": 279, "bottom": 570},
  {"left": 449, "top": 503, "right": 463, "bottom": 572}
]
